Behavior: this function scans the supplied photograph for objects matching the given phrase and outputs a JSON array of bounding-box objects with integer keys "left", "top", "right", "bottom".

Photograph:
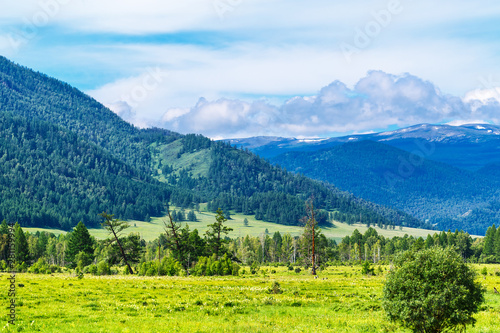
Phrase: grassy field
[
  {"left": 1, "top": 264, "right": 499, "bottom": 332},
  {"left": 24, "top": 207, "right": 444, "bottom": 243}
]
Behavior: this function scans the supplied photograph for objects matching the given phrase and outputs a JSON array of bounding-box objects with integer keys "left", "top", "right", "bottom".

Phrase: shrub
[
  {"left": 138, "top": 258, "right": 184, "bottom": 276},
  {"left": 85, "top": 264, "right": 97, "bottom": 275},
  {"left": 160, "top": 257, "right": 184, "bottom": 276},
  {"left": 383, "top": 247, "right": 485, "bottom": 333},
  {"left": 0, "top": 260, "right": 7, "bottom": 271},
  {"left": 96, "top": 261, "right": 111, "bottom": 276},
  {"left": 28, "top": 258, "right": 50, "bottom": 274},
  {"left": 250, "top": 262, "right": 260, "bottom": 275},
  {"left": 268, "top": 281, "right": 283, "bottom": 294},
  {"left": 361, "top": 261, "right": 375, "bottom": 276},
  {"left": 481, "top": 267, "right": 488, "bottom": 276},
  {"left": 294, "top": 267, "right": 301, "bottom": 274},
  {"left": 232, "top": 262, "right": 240, "bottom": 276},
  {"left": 138, "top": 261, "right": 157, "bottom": 276},
  {"left": 75, "top": 251, "right": 93, "bottom": 272},
  {"left": 192, "top": 254, "right": 236, "bottom": 277}
]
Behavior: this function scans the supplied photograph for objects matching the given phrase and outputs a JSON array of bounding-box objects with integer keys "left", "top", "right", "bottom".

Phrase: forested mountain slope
[
  {"left": 0, "top": 112, "right": 171, "bottom": 229},
  {"left": 156, "top": 135, "right": 425, "bottom": 229},
  {"left": 0, "top": 56, "right": 180, "bottom": 174}
]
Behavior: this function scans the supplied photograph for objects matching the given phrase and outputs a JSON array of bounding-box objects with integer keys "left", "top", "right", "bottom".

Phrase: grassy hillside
[{"left": 154, "top": 140, "right": 211, "bottom": 180}]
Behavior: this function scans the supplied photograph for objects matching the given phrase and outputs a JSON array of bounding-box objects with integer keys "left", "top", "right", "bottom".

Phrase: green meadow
[{"left": 1, "top": 265, "right": 499, "bottom": 332}]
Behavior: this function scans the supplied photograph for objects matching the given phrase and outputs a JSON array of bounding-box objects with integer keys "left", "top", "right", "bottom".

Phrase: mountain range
[
  {"left": 229, "top": 123, "right": 500, "bottom": 171},
  {"left": 0, "top": 56, "right": 419, "bottom": 231},
  {"left": 228, "top": 124, "right": 500, "bottom": 235}
]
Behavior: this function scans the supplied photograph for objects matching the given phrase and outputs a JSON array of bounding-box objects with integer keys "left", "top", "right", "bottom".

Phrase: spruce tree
[
  {"left": 14, "top": 223, "right": 29, "bottom": 264},
  {"left": 65, "top": 221, "right": 94, "bottom": 267},
  {"left": 494, "top": 226, "right": 500, "bottom": 261},
  {"left": 0, "top": 219, "right": 9, "bottom": 235},
  {"left": 483, "top": 224, "right": 496, "bottom": 256},
  {"left": 0, "top": 220, "right": 9, "bottom": 261}
]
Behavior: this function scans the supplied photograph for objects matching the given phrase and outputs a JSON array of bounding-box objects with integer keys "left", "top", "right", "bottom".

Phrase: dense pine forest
[{"left": 0, "top": 112, "right": 171, "bottom": 229}]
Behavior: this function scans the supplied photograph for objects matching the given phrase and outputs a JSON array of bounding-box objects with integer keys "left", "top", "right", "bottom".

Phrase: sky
[{"left": 1, "top": 0, "right": 500, "bottom": 139}]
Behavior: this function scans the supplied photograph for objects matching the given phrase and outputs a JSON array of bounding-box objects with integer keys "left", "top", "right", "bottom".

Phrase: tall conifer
[{"left": 66, "top": 221, "right": 94, "bottom": 267}]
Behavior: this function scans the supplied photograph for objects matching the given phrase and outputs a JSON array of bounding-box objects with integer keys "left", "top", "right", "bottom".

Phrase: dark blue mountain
[
  {"left": 229, "top": 123, "right": 500, "bottom": 171},
  {"left": 269, "top": 139, "right": 500, "bottom": 235}
]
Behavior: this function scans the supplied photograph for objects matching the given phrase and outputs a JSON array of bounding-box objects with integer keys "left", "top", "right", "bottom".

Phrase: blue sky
[{"left": 1, "top": 0, "right": 500, "bottom": 138}]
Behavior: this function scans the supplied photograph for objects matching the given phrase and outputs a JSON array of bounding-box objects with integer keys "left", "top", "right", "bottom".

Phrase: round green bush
[{"left": 383, "top": 247, "right": 485, "bottom": 333}]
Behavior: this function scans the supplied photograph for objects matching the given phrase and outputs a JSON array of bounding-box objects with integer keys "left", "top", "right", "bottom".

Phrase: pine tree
[
  {"left": 65, "top": 221, "right": 95, "bottom": 267},
  {"left": 0, "top": 220, "right": 9, "bottom": 235},
  {"left": 100, "top": 212, "right": 134, "bottom": 274},
  {"left": 494, "top": 227, "right": 500, "bottom": 261},
  {"left": 187, "top": 210, "right": 197, "bottom": 222},
  {"left": 14, "top": 223, "right": 29, "bottom": 264},
  {"left": 163, "top": 207, "right": 185, "bottom": 269},
  {"left": 206, "top": 208, "right": 233, "bottom": 259},
  {"left": 301, "top": 199, "right": 321, "bottom": 275},
  {"left": 425, "top": 234, "right": 434, "bottom": 248},
  {"left": 483, "top": 224, "right": 496, "bottom": 256}
]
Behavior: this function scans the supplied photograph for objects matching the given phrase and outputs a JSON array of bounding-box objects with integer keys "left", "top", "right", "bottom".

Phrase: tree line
[{"left": 1, "top": 211, "right": 497, "bottom": 276}]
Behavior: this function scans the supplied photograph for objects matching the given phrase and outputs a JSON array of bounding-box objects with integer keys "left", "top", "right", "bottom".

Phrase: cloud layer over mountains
[{"left": 147, "top": 71, "right": 500, "bottom": 139}]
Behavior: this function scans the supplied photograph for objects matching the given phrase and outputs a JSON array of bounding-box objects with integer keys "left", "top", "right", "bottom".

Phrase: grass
[
  {"left": 155, "top": 140, "right": 212, "bottom": 180},
  {"left": 23, "top": 207, "right": 454, "bottom": 243},
  {"left": 1, "top": 264, "right": 499, "bottom": 332}
]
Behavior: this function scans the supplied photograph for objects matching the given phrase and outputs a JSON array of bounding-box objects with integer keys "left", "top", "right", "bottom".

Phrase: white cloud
[
  {"left": 106, "top": 101, "right": 135, "bottom": 122},
  {"left": 461, "top": 89, "right": 500, "bottom": 124},
  {"left": 464, "top": 88, "right": 500, "bottom": 105},
  {"left": 148, "top": 71, "right": 500, "bottom": 139},
  {"left": 446, "top": 119, "right": 489, "bottom": 126}
]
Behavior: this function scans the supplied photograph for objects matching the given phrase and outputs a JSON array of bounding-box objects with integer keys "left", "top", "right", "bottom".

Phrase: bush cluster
[{"left": 192, "top": 254, "right": 239, "bottom": 276}]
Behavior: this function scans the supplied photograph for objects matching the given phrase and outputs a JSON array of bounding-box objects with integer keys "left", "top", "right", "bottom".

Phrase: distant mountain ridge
[{"left": 228, "top": 123, "right": 500, "bottom": 171}]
